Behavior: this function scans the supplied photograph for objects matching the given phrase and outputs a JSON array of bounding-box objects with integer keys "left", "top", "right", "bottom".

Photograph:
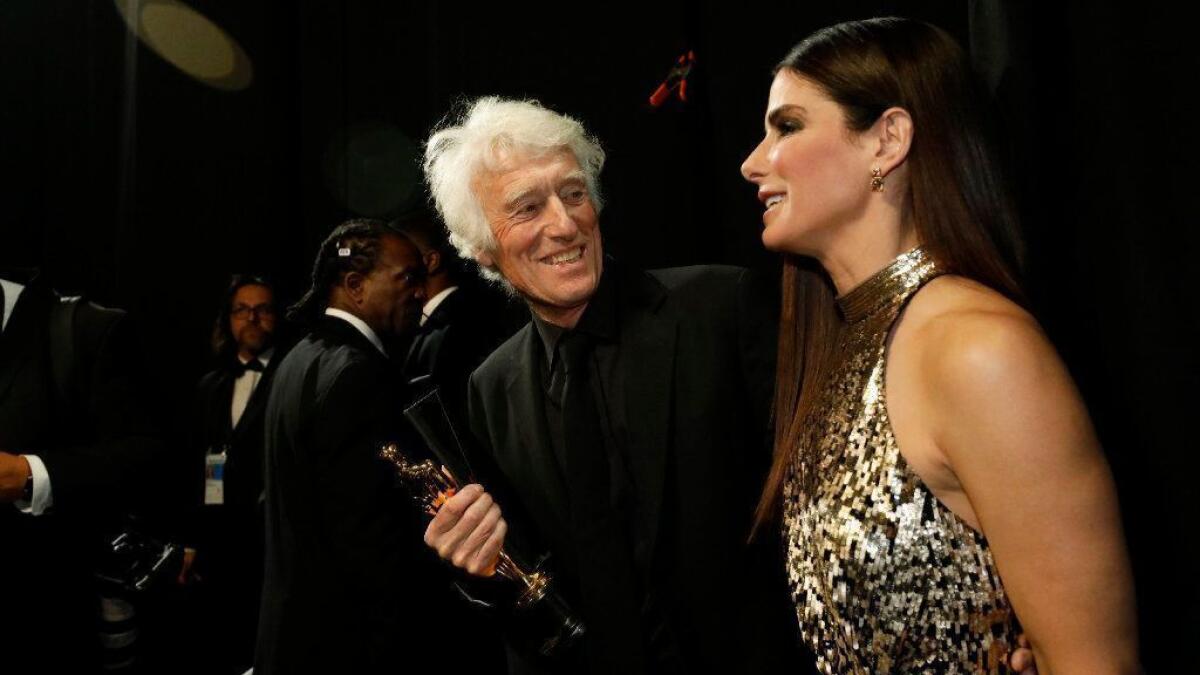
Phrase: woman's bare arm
[{"left": 925, "top": 308, "right": 1139, "bottom": 674}]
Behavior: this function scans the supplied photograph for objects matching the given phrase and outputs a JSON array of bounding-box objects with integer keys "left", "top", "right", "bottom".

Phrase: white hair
[{"left": 423, "top": 97, "right": 606, "bottom": 281}]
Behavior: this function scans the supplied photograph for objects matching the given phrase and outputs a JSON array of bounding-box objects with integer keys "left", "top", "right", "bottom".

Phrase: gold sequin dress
[{"left": 783, "top": 247, "right": 1019, "bottom": 674}]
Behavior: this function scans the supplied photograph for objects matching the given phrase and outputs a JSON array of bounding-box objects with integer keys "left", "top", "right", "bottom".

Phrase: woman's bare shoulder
[
  {"left": 898, "top": 275, "right": 1060, "bottom": 406},
  {"left": 904, "top": 274, "right": 1030, "bottom": 327}
]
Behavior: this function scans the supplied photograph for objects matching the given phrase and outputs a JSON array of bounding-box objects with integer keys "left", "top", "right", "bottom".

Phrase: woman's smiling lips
[{"left": 758, "top": 189, "right": 786, "bottom": 209}]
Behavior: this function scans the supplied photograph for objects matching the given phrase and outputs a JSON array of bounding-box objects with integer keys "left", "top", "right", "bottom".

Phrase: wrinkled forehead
[
  {"left": 471, "top": 146, "right": 583, "bottom": 205},
  {"left": 478, "top": 140, "right": 576, "bottom": 175}
]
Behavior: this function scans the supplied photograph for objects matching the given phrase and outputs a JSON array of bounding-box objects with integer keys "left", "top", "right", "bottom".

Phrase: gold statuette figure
[{"left": 379, "top": 442, "right": 585, "bottom": 655}]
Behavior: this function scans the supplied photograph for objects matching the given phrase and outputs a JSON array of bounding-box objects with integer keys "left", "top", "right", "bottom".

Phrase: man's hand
[
  {"left": 1010, "top": 634, "right": 1038, "bottom": 674},
  {"left": 423, "top": 483, "right": 506, "bottom": 577},
  {"left": 0, "top": 452, "right": 31, "bottom": 503},
  {"left": 177, "top": 548, "right": 201, "bottom": 586}
]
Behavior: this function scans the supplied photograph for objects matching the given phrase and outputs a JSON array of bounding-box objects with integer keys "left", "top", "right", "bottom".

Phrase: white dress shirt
[
  {"left": 324, "top": 307, "right": 387, "bottom": 356},
  {"left": 1, "top": 278, "right": 52, "bottom": 516},
  {"left": 419, "top": 286, "right": 458, "bottom": 327},
  {"left": 0, "top": 278, "right": 24, "bottom": 332},
  {"left": 231, "top": 348, "right": 274, "bottom": 428}
]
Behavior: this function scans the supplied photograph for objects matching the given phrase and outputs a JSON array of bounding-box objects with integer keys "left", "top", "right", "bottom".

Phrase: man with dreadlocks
[{"left": 254, "top": 219, "right": 461, "bottom": 674}]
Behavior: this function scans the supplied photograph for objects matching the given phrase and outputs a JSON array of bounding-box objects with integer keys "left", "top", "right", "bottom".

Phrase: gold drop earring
[{"left": 870, "top": 167, "right": 885, "bottom": 192}]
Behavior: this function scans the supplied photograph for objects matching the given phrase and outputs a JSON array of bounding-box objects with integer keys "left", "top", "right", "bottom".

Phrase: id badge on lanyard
[{"left": 204, "top": 446, "right": 228, "bottom": 505}]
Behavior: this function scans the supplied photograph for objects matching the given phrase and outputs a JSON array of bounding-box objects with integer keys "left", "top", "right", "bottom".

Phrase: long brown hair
[{"left": 753, "top": 18, "right": 1027, "bottom": 532}]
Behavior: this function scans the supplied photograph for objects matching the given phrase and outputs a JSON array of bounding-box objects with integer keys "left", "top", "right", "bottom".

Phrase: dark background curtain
[{"left": 2, "top": 1, "right": 1194, "bottom": 669}]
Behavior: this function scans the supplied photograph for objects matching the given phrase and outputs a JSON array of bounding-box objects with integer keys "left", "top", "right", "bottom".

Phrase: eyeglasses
[{"left": 231, "top": 304, "right": 276, "bottom": 319}]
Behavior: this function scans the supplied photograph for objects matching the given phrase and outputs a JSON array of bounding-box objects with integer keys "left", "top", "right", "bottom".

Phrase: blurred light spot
[
  {"left": 324, "top": 123, "right": 422, "bottom": 218},
  {"left": 114, "top": 0, "right": 253, "bottom": 91}
]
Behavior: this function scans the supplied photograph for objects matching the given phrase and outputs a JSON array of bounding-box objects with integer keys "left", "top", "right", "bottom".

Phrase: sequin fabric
[{"left": 783, "top": 247, "right": 1018, "bottom": 674}]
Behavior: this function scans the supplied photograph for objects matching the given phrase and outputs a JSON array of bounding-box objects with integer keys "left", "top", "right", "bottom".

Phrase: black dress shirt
[{"left": 530, "top": 263, "right": 676, "bottom": 671}]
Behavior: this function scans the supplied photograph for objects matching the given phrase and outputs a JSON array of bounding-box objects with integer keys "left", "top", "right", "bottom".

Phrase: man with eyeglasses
[{"left": 176, "top": 274, "right": 283, "bottom": 675}]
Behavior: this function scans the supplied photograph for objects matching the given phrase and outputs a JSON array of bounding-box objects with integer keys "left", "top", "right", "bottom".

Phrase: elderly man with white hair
[{"left": 420, "top": 97, "right": 809, "bottom": 674}]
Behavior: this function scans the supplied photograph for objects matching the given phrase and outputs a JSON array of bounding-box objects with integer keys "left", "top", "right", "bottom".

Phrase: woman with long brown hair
[{"left": 741, "top": 18, "right": 1139, "bottom": 673}]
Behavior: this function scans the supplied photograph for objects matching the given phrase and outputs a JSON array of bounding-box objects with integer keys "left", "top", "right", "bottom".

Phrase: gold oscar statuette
[{"left": 379, "top": 442, "right": 585, "bottom": 655}]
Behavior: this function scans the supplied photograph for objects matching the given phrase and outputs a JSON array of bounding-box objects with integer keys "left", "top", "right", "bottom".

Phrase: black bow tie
[{"left": 233, "top": 359, "right": 265, "bottom": 376}]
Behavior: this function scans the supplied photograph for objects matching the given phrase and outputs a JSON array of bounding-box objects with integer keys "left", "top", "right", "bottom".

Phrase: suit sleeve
[
  {"left": 178, "top": 374, "right": 219, "bottom": 547},
  {"left": 439, "top": 372, "right": 555, "bottom": 612},
  {"left": 436, "top": 324, "right": 485, "bottom": 427},
  {"left": 734, "top": 268, "right": 780, "bottom": 458},
  {"left": 309, "top": 359, "right": 440, "bottom": 593},
  {"left": 465, "top": 370, "right": 494, "bottom": 479},
  {"left": 37, "top": 309, "right": 165, "bottom": 513},
  {"left": 464, "top": 369, "right": 547, "bottom": 569}
]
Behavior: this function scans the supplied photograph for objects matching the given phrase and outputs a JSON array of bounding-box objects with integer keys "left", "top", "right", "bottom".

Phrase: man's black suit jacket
[
  {"left": 0, "top": 278, "right": 162, "bottom": 672},
  {"left": 467, "top": 262, "right": 807, "bottom": 674},
  {"left": 192, "top": 357, "right": 278, "bottom": 517},
  {"left": 255, "top": 316, "right": 458, "bottom": 674},
  {"left": 404, "top": 284, "right": 510, "bottom": 425},
  {"left": 183, "top": 355, "right": 281, "bottom": 671}
]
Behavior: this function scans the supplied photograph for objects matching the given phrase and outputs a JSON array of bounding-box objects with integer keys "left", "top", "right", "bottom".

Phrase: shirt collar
[
  {"left": 420, "top": 286, "right": 459, "bottom": 326},
  {"left": 0, "top": 278, "right": 26, "bottom": 334},
  {"left": 572, "top": 260, "right": 618, "bottom": 342},
  {"left": 531, "top": 313, "right": 565, "bottom": 369},
  {"left": 324, "top": 307, "right": 387, "bottom": 356},
  {"left": 528, "top": 259, "right": 619, "bottom": 367},
  {"left": 237, "top": 346, "right": 275, "bottom": 369}
]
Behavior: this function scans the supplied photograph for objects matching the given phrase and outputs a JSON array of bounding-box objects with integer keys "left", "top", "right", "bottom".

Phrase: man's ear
[
  {"left": 871, "top": 106, "right": 914, "bottom": 177},
  {"left": 475, "top": 250, "right": 494, "bottom": 269},
  {"left": 425, "top": 249, "right": 442, "bottom": 276},
  {"left": 342, "top": 270, "right": 367, "bottom": 305}
]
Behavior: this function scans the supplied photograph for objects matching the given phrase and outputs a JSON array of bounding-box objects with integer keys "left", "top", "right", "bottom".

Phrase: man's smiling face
[{"left": 474, "top": 149, "right": 603, "bottom": 326}]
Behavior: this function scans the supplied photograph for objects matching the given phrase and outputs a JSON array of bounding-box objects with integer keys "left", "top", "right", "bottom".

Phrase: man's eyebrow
[
  {"left": 767, "top": 105, "right": 807, "bottom": 127},
  {"left": 502, "top": 170, "right": 588, "bottom": 209},
  {"left": 560, "top": 170, "right": 587, "bottom": 185},
  {"left": 503, "top": 186, "right": 541, "bottom": 211}
]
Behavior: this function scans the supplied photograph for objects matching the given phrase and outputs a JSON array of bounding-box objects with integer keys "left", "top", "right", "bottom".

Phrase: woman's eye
[{"left": 777, "top": 120, "right": 802, "bottom": 136}]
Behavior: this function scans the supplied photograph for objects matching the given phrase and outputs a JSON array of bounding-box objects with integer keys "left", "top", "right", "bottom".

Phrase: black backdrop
[{"left": 2, "top": 1, "right": 1196, "bottom": 670}]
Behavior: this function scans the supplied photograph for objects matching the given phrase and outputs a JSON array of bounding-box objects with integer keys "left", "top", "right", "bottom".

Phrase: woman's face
[{"left": 741, "top": 70, "right": 876, "bottom": 256}]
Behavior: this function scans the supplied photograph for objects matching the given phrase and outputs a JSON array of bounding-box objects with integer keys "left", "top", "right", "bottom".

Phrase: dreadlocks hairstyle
[{"left": 288, "top": 218, "right": 399, "bottom": 324}]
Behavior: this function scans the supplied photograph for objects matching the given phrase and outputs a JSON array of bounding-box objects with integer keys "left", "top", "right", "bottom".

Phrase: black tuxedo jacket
[
  {"left": 192, "top": 354, "right": 279, "bottom": 517},
  {"left": 184, "top": 352, "right": 282, "bottom": 636},
  {"left": 0, "top": 278, "right": 163, "bottom": 672},
  {"left": 255, "top": 316, "right": 458, "bottom": 675},
  {"left": 467, "top": 263, "right": 808, "bottom": 674},
  {"left": 404, "top": 284, "right": 510, "bottom": 425}
]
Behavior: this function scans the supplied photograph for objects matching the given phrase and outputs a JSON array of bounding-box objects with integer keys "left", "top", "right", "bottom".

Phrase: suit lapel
[
  {"left": 214, "top": 373, "right": 235, "bottom": 438},
  {"left": 0, "top": 330, "right": 37, "bottom": 407},
  {"left": 617, "top": 268, "right": 676, "bottom": 573},
  {"left": 0, "top": 288, "right": 46, "bottom": 407},
  {"left": 404, "top": 288, "right": 465, "bottom": 378},
  {"left": 503, "top": 328, "right": 570, "bottom": 532},
  {"left": 319, "top": 315, "right": 388, "bottom": 362},
  {"left": 425, "top": 290, "right": 461, "bottom": 329},
  {"left": 231, "top": 362, "right": 275, "bottom": 439}
]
